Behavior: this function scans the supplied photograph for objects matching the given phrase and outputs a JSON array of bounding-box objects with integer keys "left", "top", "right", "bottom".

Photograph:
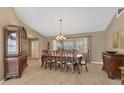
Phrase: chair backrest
[
  {"left": 65, "top": 50, "right": 73, "bottom": 63},
  {"left": 52, "top": 51, "right": 56, "bottom": 56},
  {"left": 82, "top": 53, "right": 88, "bottom": 63},
  {"left": 47, "top": 50, "right": 52, "bottom": 55},
  {"left": 72, "top": 49, "right": 77, "bottom": 63},
  {"left": 42, "top": 50, "right": 47, "bottom": 55},
  {"left": 72, "top": 49, "right": 77, "bottom": 57},
  {"left": 42, "top": 50, "right": 52, "bottom": 62},
  {"left": 42, "top": 50, "right": 49, "bottom": 61},
  {"left": 61, "top": 50, "right": 66, "bottom": 62},
  {"left": 55, "top": 50, "right": 62, "bottom": 62}
]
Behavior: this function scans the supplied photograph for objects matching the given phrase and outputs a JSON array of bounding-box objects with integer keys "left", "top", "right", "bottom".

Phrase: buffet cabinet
[
  {"left": 4, "top": 25, "right": 28, "bottom": 80},
  {"left": 102, "top": 52, "right": 124, "bottom": 79}
]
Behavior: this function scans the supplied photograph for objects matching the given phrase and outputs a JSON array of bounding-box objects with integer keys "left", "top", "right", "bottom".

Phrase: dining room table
[{"left": 41, "top": 53, "right": 83, "bottom": 73}]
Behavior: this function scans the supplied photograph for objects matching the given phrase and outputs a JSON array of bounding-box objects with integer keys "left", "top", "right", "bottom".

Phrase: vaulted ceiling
[{"left": 14, "top": 7, "right": 118, "bottom": 36}]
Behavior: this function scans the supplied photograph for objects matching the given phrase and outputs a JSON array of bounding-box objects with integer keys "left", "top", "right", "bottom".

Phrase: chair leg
[
  {"left": 65, "top": 65, "right": 68, "bottom": 72},
  {"left": 41, "top": 61, "right": 44, "bottom": 68},
  {"left": 44, "top": 62, "right": 47, "bottom": 69},
  {"left": 55, "top": 63, "right": 57, "bottom": 71},
  {"left": 50, "top": 63, "right": 52, "bottom": 70},
  {"left": 74, "top": 65, "right": 76, "bottom": 72},
  {"left": 85, "top": 64, "right": 88, "bottom": 72},
  {"left": 77, "top": 64, "right": 81, "bottom": 74},
  {"left": 61, "top": 64, "right": 63, "bottom": 71},
  {"left": 72, "top": 65, "right": 74, "bottom": 73}
]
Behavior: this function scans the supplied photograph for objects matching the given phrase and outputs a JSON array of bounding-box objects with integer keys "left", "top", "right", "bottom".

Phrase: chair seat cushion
[
  {"left": 46, "top": 60, "right": 50, "bottom": 62},
  {"left": 57, "top": 61, "right": 61, "bottom": 64},
  {"left": 81, "top": 61, "right": 86, "bottom": 64},
  {"left": 66, "top": 62, "right": 72, "bottom": 65},
  {"left": 46, "top": 60, "right": 55, "bottom": 63},
  {"left": 52, "top": 59, "right": 55, "bottom": 62},
  {"left": 62, "top": 61, "right": 65, "bottom": 64}
]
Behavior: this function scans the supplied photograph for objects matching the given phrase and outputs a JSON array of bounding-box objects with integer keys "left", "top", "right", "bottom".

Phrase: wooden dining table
[{"left": 41, "top": 53, "right": 83, "bottom": 73}]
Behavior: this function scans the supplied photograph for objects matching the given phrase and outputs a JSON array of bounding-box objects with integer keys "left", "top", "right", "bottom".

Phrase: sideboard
[{"left": 102, "top": 52, "right": 124, "bottom": 79}]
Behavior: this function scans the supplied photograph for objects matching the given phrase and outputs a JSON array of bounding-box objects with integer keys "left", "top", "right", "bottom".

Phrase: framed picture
[
  {"left": 113, "top": 31, "right": 119, "bottom": 48},
  {"left": 119, "top": 29, "right": 124, "bottom": 48}
]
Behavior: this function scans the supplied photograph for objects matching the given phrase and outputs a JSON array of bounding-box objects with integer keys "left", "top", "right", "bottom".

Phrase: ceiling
[{"left": 14, "top": 7, "right": 118, "bottom": 36}]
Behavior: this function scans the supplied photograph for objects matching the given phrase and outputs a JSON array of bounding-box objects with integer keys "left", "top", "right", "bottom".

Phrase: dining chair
[
  {"left": 41, "top": 50, "right": 48, "bottom": 68},
  {"left": 61, "top": 50, "right": 66, "bottom": 71},
  {"left": 44, "top": 50, "right": 56, "bottom": 70},
  {"left": 80, "top": 53, "right": 88, "bottom": 72},
  {"left": 65, "top": 50, "right": 75, "bottom": 72},
  {"left": 72, "top": 49, "right": 78, "bottom": 73},
  {"left": 55, "top": 50, "right": 64, "bottom": 71}
]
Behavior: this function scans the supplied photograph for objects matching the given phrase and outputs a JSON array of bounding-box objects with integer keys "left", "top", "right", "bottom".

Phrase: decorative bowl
[{"left": 106, "top": 51, "right": 117, "bottom": 54}]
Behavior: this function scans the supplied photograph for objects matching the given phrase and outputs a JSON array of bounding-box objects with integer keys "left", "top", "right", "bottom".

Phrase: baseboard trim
[
  {"left": 0, "top": 79, "right": 4, "bottom": 85},
  {"left": 28, "top": 57, "right": 39, "bottom": 60},
  {"left": 38, "top": 58, "right": 41, "bottom": 61},
  {"left": 91, "top": 61, "right": 103, "bottom": 64}
]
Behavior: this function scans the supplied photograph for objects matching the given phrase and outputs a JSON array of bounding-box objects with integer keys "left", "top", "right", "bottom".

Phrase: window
[
  {"left": 53, "top": 39, "right": 73, "bottom": 51},
  {"left": 53, "top": 40, "right": 61, "bottom": 51},
  {"left": 63, "top": 39, "right": 73, "bottom": 50},
  {"left": 53, "top": 38, "right": 88, "bottom": 53},
  {"left": 76, "top": 38, "right": 88, "bottom": 53}
]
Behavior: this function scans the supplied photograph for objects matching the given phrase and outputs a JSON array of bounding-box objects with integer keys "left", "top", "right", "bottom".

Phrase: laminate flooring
[{"left": 2, "top": 59, "right": 120, "bottom": 85}]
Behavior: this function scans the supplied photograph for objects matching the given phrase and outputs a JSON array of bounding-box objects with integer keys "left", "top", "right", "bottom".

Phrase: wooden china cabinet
[{"left": 4, "top": 25, "right": 28, "bottom": 80}]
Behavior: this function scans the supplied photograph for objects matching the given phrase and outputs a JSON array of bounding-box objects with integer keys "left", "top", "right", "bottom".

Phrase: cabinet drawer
[
  {"left": 121, "top": 73, "right": 124, "bottom": 78},
  {"left": 122, "top": 71, "right": 124, "bottom": 74},
  {"left": 121, "top": 80, "right": 124, "bottom": 85}
]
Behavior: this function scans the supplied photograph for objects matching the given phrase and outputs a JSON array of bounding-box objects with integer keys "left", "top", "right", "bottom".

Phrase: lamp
[{"left": 56, "top": 19, "right": 66, "bottom": 41}]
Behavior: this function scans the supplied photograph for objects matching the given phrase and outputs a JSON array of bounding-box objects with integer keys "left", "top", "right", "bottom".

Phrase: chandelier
[{"left": 56, "top": 19, "right": 66, "bottom": 41}]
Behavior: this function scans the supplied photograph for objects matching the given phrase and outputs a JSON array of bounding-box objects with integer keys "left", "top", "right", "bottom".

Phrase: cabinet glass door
[{"left": 7, "top": 31, "right": 17, "bottom": 54}]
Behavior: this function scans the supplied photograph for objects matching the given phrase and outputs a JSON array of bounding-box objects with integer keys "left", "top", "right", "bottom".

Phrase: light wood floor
[{"left": 2, "top": 59, "right": 121, "bottom": 85}]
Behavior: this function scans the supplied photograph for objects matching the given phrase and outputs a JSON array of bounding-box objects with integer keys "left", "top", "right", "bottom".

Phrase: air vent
[{"left": 116, "top": 8, "right": 124, "bottom": 17}]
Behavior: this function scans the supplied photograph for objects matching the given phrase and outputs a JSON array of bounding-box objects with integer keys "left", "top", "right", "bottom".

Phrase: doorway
[{"left": 27, "top": 38, "right": 39, "bottom": 59}]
